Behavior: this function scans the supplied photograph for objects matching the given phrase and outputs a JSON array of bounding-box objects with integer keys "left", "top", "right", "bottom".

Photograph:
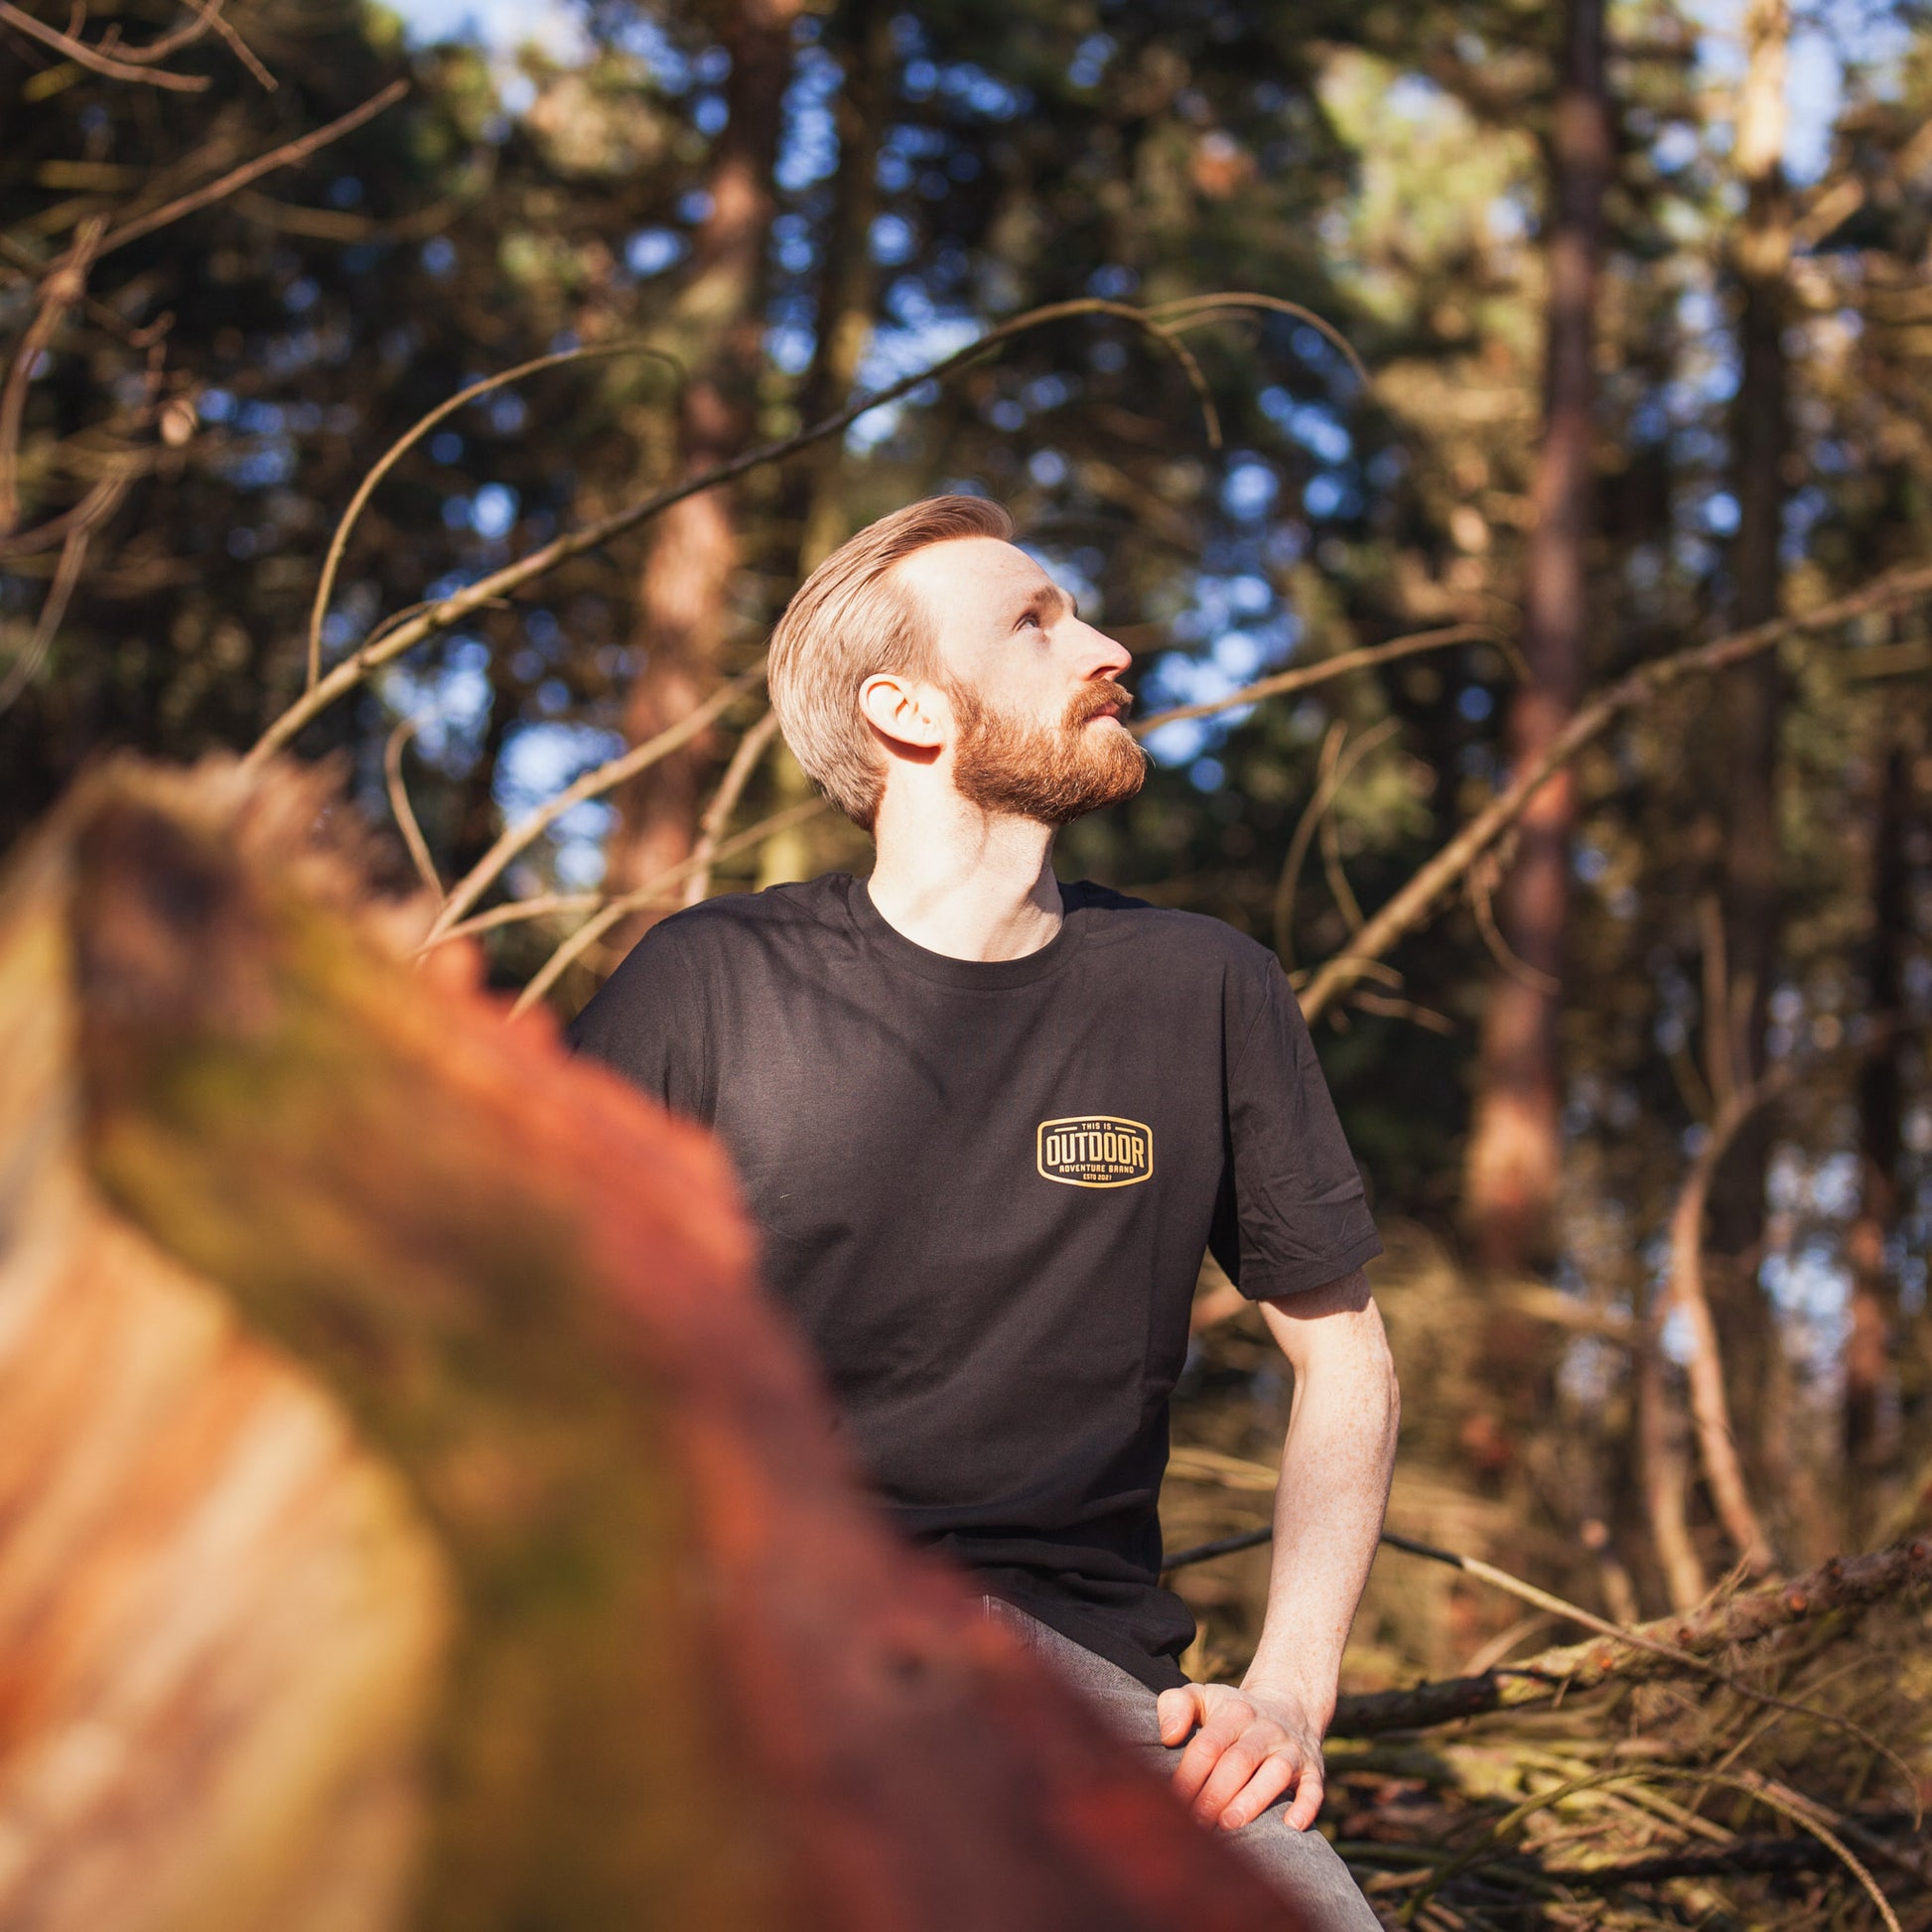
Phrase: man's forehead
[
  {"left": 895, "top": 535, "right": 1038, "bottom": 586},
  {"left": 896, "top": 535, "right": 1054, "bottom": 601}
]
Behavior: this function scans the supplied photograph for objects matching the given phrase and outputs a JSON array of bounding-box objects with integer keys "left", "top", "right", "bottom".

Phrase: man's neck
[{"left": 866, "top": 794, "right": 1061, "bottom": 962}]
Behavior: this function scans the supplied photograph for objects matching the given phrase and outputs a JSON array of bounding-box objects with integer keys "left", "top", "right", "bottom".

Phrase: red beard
[{"left": 948, "top": 677, "right": 1148, "bottom": 826}]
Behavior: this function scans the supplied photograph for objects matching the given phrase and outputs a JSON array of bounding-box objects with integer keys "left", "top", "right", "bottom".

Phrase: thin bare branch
[
  {"left": 509, "top": 797, "right": 828, "bottom": 1016},
  {"left": 246, "top": 294, "right": 1361, "bottom": 762},
  {"left": 383, "top": 717, "right": 441, "bottom": 897},
  {"left": 1467, "top": 847, "right": 1561, "bottom": 994},
  {"left": 1146, "top": 290, "right": 1373, "bottom": 390},
  {"left": 1275, "top": 719, "right": 1347, "bottom": 967},
  {"left": 307, "top": 339, "right": 683, "bottom": 690},
  {"left": 427, "top": 662, "right": 767, "bottom": 940},
  {"left": 0, "top": 0, "right": 209, "bottom": 86},
  {"left": 175, "top": 0, "right": 274, "bottom": 88},
  {"left": 0, "top": 492, "right": 103, "bottom": 716},
  {"left": 684, "top": 708, "right": 780, "bottom": 908},
  {"left": 95, "top": 80, "right": 407, "bottom": 258},
  {"left": 1301, "top": 560, "right": 1932, "bottom": 1023},
  {"left": 1318, "top": 720, "right": 1398, "bottom": 933},
  {"left": 1131, "top": 623, "right": 1499, "bottom": 737},
  {"left": 0, "top": 216, "right": 105, "bottom": 535},
  {"left": 1660, "top": 1072, "right": 1787, "bottom": 1579}
]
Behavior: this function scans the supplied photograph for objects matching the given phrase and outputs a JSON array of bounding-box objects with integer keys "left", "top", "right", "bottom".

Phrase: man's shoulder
[
  {"left": 1062, "top": 880, "right": 1280, "bottom": 980},
  {"left": 633, "top": 872, "right": 854, "bottom": 959}
]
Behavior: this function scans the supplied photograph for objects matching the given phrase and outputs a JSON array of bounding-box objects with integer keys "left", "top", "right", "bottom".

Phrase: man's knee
[{"left": 1223, "top": 1806, "right": 1385, "bottom": 1931}]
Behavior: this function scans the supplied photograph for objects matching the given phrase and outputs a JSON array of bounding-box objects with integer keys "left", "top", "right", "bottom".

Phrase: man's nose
[{"left": 1083, "top": 624, "right": 1132, "bottom": 680}]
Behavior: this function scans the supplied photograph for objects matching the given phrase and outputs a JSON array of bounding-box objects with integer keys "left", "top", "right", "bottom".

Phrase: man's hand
[{"left": 1155, "top": 1681, "right": 1326, "bottom": 1833}]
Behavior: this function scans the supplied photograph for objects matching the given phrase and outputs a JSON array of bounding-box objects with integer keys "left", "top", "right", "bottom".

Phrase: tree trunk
[
  {"left": 1462, "top": 0, "right": 1610, "bottom": 1276},
  {"left": 606, "top": 0, "right": 803, "bottom": 927},
  {"left": 1845, "top": 727, "right": 1909, "bottom": 1531},
  {"left": 759, "top": 0, "right": 894, "bottom": 891},
  {"left": 1705, "top": 0, "right": 1792, "bottom": 1490}
]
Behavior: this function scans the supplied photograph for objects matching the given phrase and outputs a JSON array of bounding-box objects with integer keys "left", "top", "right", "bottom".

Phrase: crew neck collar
[{"left": 844, "top": 874, "right": 1085, "bottom": 989}]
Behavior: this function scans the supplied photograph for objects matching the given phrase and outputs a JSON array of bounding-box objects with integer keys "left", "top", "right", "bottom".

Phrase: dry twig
[
  {"left": 0, "top": 0, "right": 209, "bottom": 87},
  {"left": 382, "top": 717, "right": 440, "bottom": 897},
  {"left": 509, "top": 798, "right": 829, "bottom": 1015},
  {"left": 92, "top": 80, "right": 406, "bottom": 258}
]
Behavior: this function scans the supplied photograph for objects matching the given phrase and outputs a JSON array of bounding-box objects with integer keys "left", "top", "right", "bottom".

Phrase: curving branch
[
  {"left": 1300, "top": 559, "right": 1932, "bottom": 1024},
  {"left": 383, "top": 717, "right": 441, "bottom": 897},
  {"left": 306, "top": 339, "right": 685, "bottom": 690},
  {"left": 0, "top": 216, "right": 106, "bottom": 536},
  {"left": 1645, "top": 1068, "right": 1788, "bottom": 1587}
]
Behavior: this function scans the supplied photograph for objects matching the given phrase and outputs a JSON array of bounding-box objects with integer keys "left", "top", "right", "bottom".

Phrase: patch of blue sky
[
  {"left": 378, "top": 640, "right": 494, "bottom": 770},
  {"left": 492, "top": 719, "right": 622, "bottom": 818},
  {"left": 777, "top": 44, "right": 841, "bottom": 193},
  {"left": 380, "top": 0, "right": 587, "bottom": 62},
  {"left": 1684, "top": 0, "right": 1911, "bottom": 186},
  {"left": 1259, "top": 389, "right": 1352, "bottom": 465},
  {"left": 846, "top": 314, "right": 980, "bottom": 452}
]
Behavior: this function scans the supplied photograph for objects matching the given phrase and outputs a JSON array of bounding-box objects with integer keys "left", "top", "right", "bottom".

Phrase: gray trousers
[{"left": 980, "top": 1597, "right": 1382, "bottom": 1931}]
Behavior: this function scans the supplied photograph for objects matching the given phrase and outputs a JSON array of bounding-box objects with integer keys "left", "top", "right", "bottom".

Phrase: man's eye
[{"left": 1018, "top": 610, "right": 1040, "bottom": 629}]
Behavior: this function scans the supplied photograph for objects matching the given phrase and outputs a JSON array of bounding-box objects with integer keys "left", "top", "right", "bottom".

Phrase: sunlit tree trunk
[
  {"left": 1707, "top": 0, "right": 1792, "bottom": 1490},
  {"left": 1462, "top": 0, "right": 1610, "bottom": 1275},
  {"left": 759, "top": 0, "right": 892, "bottom": 890},
  {"left": 606, "top": 0, "right": 803, "bottom": 924}
]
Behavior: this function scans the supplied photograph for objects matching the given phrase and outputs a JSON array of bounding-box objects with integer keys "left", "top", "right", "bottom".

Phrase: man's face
[{"left": 891, "top": 536, "right": 1147, "bottom": 826}]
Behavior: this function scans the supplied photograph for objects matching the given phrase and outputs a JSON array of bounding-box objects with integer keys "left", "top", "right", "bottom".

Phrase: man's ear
[{"left": 859, "top": 672, "right": 946, "bottom": 753}]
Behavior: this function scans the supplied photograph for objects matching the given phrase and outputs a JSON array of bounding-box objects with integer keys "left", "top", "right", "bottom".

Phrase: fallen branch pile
[{"left": 1166, "top": 1443, "right": 1932, "bottom": 1929}]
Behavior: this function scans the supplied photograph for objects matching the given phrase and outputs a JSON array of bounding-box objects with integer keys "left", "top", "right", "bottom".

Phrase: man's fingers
[
  {"left": 1212, "top": 1750, "right": 1301, "bottom": 1832},
  {"left": 1191, "top": 1738, "right": 1270, "bottom": 1825},
  {"left": 1282, "top": 1760, "right": 1325, "bottom": 1832},
  {"left": 1155, "top": 1685, "right": 1204, "bottom": 1746},
  {"left": 1169, "top": 1704, "right": 1251, "bottom": 1805}
]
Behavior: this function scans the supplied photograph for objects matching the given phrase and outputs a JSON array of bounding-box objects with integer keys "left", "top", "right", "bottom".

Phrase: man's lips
[{"left": 1078, "top": 685, "right": 1134, "bottom": 725}]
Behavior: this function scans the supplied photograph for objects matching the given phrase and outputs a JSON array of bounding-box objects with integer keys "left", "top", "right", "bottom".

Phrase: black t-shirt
[{"left": 565, "top": 872, "right": 1382, "bottom": 1691}]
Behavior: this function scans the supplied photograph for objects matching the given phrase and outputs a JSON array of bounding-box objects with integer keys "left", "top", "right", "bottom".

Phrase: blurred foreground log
[{"left": 0, "top": 758, "right": 1302, "bottom": 1932}]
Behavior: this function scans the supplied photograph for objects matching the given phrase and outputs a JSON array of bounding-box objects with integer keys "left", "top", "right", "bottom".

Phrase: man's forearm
[{"left": 1240, "top": 1288, "right": 1400, "bottom": 1723}]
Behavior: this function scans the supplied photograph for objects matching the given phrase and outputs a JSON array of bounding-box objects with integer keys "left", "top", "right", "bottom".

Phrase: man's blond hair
[{"left": 767, "top": 494, "right": 1013, "bottom": 829}]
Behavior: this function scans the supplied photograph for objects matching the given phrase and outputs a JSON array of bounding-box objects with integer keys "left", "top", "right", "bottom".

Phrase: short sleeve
[
  {"left": 1208, "top": 958, "right": 1382, "bottom": 1300},
  {"left": 562, "top": 920, "right": 713, "bottom": 1124}
]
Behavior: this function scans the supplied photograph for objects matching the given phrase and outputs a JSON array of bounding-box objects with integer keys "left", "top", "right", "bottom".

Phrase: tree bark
[
  {"left": 1706, "top": 0, "right": 1792, "bottom": 1481},
  {"left": 606, "top": 0, "right": 803, "bottom": 926},
  {"left": 1845, "top": 728, "right": 1910, "bottom": 1522},
  {"left": 759, "top": 0, "right": 893, "bottom": 890},
  {"left": 1462, "top": 0, "right": 1610, "bottom": 1275}
]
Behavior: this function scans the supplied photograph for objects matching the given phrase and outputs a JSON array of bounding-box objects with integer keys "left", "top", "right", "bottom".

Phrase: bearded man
[{"left": 567, "top": 496, "right": 1396, "bottom": 1929}]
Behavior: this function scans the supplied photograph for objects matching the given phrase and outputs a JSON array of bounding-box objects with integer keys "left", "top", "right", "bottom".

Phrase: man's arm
[{"left": 1157, "top": 1266, "right": 1399, "bottom": 1833}]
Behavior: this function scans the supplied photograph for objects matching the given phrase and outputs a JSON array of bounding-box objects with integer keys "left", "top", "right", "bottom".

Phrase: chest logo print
[{"left": 1037, "top": 1116, "right": 1154, "bottom": 1189}]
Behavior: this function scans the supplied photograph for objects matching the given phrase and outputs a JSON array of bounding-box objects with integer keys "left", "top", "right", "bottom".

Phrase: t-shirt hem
[
  {"left": 1236, "top": 1229, "right": 1385, "bottom": 1302},
  {"left": 981, "top": 1580, "right": 1191, "bottom": 1694}
]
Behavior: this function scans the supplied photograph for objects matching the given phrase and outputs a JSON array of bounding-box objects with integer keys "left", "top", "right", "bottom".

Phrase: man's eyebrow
[{"left": 1017, "top": 582, "right": 1077, "bottom": 621}]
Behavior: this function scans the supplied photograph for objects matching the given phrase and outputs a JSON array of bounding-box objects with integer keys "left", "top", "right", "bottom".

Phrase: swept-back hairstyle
[{"left": 766, "top": 494, "right": 1013, "bottom": 830}]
